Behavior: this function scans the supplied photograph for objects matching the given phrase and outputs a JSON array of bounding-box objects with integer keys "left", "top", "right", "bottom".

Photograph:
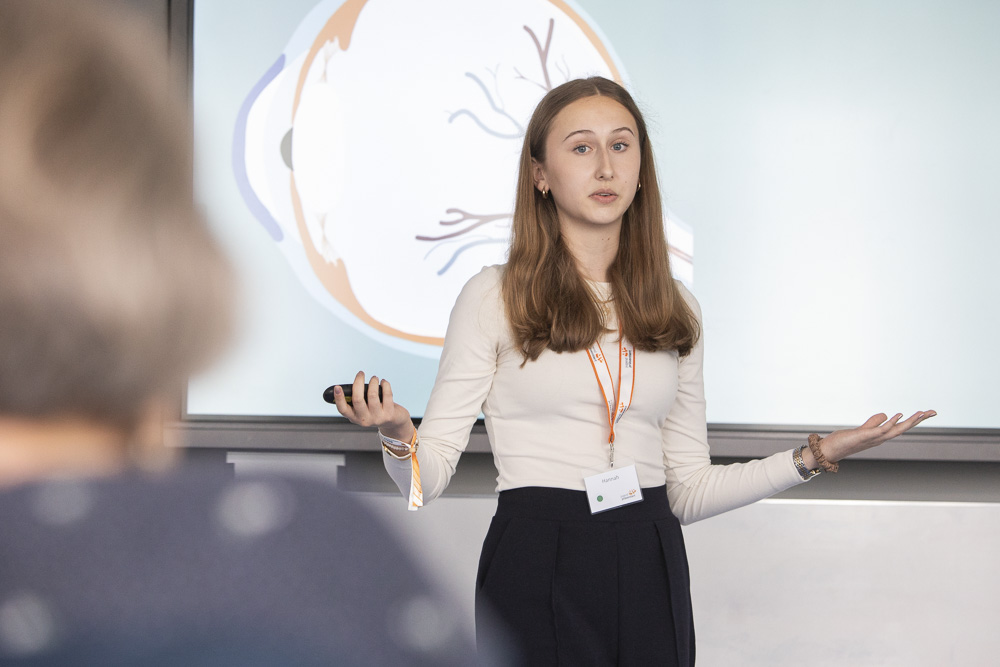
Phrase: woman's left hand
[{"left": 811, "top": 410, "right": 937, "bottom": 465}]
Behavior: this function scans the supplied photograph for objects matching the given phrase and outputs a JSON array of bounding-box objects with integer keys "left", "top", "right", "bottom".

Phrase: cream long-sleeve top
[{"left": 384, "top": 265, "right": 807, "bottom": 525}]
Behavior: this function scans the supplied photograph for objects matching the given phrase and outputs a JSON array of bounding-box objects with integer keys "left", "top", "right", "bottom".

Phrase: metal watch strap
[{"left": 793, "top": 444, "right": 822, "bottom": 481}]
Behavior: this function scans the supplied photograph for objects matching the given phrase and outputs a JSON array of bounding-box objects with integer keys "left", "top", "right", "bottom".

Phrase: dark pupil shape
[{"left": 280, "top": 129, "right": 293, "bottom": 170}]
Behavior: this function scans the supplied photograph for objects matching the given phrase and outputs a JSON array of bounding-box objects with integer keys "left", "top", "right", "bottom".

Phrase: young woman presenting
[{"left": 333, "top": 77, "right": 935, "bottom": 666}]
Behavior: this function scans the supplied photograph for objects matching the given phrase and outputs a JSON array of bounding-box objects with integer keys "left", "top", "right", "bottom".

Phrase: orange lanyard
[
  {"left": 406, "top": 430, "right": 422, "bottom": 511},
  {"left": 586, "top": 334, "right": 635, "bottom": 468}
]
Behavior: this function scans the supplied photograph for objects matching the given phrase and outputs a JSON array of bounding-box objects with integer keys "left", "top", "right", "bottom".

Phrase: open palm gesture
[{"left": 819, "top": 410, "right": 937, "bottom": 463}]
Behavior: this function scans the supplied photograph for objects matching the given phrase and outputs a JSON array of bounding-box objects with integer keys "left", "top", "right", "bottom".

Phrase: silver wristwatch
[{"left": 793, "top": 444, "right": 822, "bottom": 481}]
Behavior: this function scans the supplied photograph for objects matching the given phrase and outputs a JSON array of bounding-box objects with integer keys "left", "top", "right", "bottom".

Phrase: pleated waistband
[{"left": 495, "top": 485, "right": 675, "bottom": 523}]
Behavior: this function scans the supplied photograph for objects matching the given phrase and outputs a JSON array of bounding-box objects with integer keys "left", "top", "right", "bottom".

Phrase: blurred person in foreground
[{"left": 0, "top": 2, "right": 492, "bottom": 664}]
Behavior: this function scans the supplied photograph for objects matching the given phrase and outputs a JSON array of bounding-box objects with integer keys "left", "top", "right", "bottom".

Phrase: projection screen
[{"left": 186, "top": 0, "right": 999, "bottom": 431}]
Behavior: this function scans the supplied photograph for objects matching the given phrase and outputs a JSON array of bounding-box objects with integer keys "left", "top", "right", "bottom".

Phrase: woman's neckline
[{"left": 586, "top": 279, "right": 613, "bottom": 304}]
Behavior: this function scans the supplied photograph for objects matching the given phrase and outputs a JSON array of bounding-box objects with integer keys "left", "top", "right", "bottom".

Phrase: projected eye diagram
[{"left": 235, "top": 0, "right": 693, "bottom": 355}]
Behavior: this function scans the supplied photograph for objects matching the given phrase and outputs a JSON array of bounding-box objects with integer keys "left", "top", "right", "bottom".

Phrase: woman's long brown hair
[{"left": 502, "top": 77, "right": 700, "bottom": 362}]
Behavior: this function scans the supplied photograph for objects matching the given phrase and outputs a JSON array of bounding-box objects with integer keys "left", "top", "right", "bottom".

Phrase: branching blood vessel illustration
[{"left": 419, "top": 19, "right": 564, "bottom": 275}]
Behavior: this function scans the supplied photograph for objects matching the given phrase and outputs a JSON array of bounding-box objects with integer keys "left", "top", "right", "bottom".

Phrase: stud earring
[{"left": 541, "top": 188, "right": 549, "bottom": 199}]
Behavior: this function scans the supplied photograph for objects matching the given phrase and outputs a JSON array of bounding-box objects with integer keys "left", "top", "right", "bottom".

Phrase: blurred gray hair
[{"left": 0, "top": 0, "right": 234, "bottom": 430}]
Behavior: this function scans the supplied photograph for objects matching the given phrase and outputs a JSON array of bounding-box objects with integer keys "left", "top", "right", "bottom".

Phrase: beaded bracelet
[
  {"left": 379, "top": 430, "right": 414, "bottom": 460},
  {"left": 807, "top": 433, "right": 839, "bottom": 473}
]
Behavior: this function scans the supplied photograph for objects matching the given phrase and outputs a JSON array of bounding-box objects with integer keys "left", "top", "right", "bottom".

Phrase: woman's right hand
[{"left": 331, "top": 371, "right": 414, "bottom": 441}]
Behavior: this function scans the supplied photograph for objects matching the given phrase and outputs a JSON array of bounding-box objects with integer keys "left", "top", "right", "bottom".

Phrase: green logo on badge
[{"left": 597, "top": 495, "right": 604, "bottom": 502}]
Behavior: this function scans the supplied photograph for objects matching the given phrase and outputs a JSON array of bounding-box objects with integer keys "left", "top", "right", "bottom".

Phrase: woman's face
[{"left": 532, "top": 95, "right": 641, "bottom": 236}]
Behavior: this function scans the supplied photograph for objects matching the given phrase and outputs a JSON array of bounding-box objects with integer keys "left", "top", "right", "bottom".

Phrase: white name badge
[{"left": 583, "top": 462, "right": 643, "bottom": 514}]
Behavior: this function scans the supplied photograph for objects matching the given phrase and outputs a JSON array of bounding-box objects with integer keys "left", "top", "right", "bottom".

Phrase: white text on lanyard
[{"left": 586, "top": 334, "right": 635, "bottom": 468}]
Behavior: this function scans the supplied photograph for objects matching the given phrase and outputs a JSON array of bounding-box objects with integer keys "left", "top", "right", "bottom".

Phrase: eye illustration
[{"left": 234, "top": 0, "right": 692, "bottom": 356}]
